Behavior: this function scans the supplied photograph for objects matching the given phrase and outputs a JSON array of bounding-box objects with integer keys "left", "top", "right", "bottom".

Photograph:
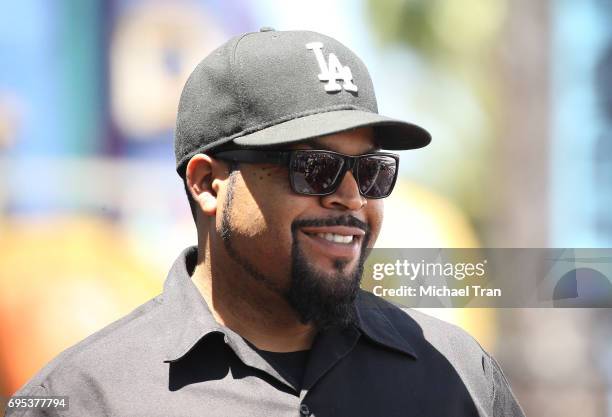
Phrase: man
[{"left": 7, "top": 29, "right": 525, "bottom": 416}]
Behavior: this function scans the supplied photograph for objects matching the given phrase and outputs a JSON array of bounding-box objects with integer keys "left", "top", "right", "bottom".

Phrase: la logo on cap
[{"left": 306, "top": 42, "right": 358, "bottom": 93}]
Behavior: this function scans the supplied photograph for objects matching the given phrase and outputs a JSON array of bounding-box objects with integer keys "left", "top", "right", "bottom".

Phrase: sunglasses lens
[
  {"left": 291, "top": 152, "right": 344, "bottom": 195},
  {"left": 357, "top": 155, "right": 397, "bottom": 198}
]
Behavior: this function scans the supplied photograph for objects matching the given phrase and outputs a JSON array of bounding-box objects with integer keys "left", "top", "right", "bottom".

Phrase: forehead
[{"left": 290, "top": 127, "right": 379, "bottom": 155}]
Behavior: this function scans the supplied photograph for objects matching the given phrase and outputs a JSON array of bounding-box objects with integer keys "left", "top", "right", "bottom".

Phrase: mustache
[{"left": 291, "top": 214, "right": 369, "bottom": 234}]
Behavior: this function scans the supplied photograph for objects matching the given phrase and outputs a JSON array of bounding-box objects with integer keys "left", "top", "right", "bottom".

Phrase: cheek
[
  {"left": 221, "top": 179, "right": 268, "bottom": 239},
  {"left": 221, "top": 170, "right": 296, "bottom": 248},
  {"left": 228, "top": 197, "right": 267, "bottom": 238},
  {"left": 218, "top": 171, "right": 308, "bottom": 286},
  {"left": 233, "top": 166, "right": 296, "bottom": 235}
]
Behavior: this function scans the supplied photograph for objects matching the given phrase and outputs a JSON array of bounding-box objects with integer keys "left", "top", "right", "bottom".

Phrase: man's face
[{"left": 216, "top": 127, "right": 384, "bottom": 329}]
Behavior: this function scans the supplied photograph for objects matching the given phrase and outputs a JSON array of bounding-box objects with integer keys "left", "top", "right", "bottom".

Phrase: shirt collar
[
  {"left": 353, "top": 290, "right": 418, "bottom": 359},
  {"left": 161, "top": 246, "right": 418, "bottom": 362},
  {"left": 161, "top": 246, "right": 222, "bottom": 363}
]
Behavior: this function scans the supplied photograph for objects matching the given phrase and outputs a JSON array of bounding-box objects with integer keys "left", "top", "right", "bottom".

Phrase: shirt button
[
  {"left": 223, "top": 335, "right": 229, "bottom": 344},
  {"left": 299, "top": 403, "right": 310, "bottom": 416}
]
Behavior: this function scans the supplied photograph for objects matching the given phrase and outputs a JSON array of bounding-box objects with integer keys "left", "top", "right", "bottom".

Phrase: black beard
[
  {"left": 219, "top": 174, "right": 371, "bottom": 330},
  {"left": 286, "top": 215, "right": 371, "bottom": 330}
]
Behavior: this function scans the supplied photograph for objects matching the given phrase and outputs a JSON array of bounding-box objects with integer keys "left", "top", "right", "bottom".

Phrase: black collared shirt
[{"left": 7, "top": 247, "right": 525, "bottom": 417}]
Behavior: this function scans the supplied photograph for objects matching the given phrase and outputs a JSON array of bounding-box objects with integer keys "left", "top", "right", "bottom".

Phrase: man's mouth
[
  {"left": 312, "top": 233, "right": 355, "bottom": 244},
  {"left": 298, "top": 226, "right": 365, "bottom": 258}
]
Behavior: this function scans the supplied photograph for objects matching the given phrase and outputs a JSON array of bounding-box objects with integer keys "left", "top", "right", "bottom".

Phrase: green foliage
[{"left": 367, "top": 0, "right": 440, "bottom": 54}]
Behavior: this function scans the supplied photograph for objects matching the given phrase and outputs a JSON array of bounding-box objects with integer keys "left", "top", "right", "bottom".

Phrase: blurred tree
[
  {"left": 366, "top": 0, "right": 552, "bottom": 249},
  {"left": 367, "top": 0, "right": 506, "bottom": 59},
  {"left": 366, "top": 0, "right": 508, "bottom": 241}
]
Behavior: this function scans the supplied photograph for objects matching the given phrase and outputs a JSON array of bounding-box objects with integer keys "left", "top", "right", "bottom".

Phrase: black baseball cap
[{"left": 174, "top": 28, "right": 431, "bottom": 177}]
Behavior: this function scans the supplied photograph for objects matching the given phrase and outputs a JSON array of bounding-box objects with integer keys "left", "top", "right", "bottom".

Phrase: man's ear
[{"left": 185, "top": 154, "right": 225, "bottom": 216}]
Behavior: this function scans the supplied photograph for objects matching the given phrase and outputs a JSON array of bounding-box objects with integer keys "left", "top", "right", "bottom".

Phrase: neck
[{"left": 191, "top": 233, "right": 317, "bottom": 353}]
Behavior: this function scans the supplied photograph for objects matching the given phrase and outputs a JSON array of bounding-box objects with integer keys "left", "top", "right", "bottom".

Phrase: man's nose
[{"left": 320, "top": 170, "right": 367, "bottom": 211}]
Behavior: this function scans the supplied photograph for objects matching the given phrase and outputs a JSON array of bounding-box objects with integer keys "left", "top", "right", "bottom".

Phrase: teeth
[{"left": 316, "top": 233, "right": 354, "bottom": 244}]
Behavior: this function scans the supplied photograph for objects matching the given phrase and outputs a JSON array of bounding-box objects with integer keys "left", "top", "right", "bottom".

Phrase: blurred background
[{"left": 0, "top": 0, "right": 611, "bottom": 415}]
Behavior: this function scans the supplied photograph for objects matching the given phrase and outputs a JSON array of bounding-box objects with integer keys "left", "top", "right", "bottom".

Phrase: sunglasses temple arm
[{"left": 212, "top": 150, "right": 290, "bottom": 165}]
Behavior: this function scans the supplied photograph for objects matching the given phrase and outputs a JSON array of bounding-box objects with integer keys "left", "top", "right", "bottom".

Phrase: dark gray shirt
[{"left": 6, "top": 247, "right": 525, "bottom": 417}]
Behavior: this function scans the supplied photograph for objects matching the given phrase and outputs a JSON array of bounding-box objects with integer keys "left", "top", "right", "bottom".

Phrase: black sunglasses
[{"left": 213, "top": 149, "right": 400, "bottom": 199}]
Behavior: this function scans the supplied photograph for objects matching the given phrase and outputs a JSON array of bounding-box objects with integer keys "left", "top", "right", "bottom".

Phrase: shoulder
[{"left": 12, "top": 294, "right": 165, "bottom": 397}]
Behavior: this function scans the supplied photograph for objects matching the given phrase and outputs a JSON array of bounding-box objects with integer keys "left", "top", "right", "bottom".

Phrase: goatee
[{"left": 286, "top": 215, "right": 371, "bottom": 330}]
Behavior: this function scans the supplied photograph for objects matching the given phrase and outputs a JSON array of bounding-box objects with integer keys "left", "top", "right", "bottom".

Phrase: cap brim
[{"left": 233, "top": 110, "right": 431, "bottom": 150}]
